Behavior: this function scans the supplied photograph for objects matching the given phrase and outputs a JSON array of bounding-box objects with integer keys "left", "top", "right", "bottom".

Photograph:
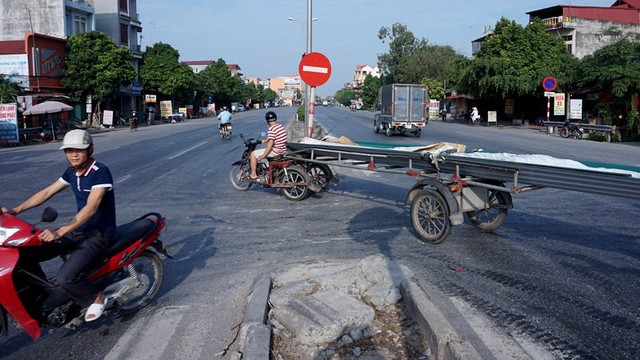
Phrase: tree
[
  {"left": 361, "top": 74, "right": 381, "bottom": 109},
  {"left": 263, "top": 88, "right": 277, "bottom": 103},
  {"left": 62, "top": 31, "right": 135, "bottom": 115},
  {"left": 196, "top": 59, "right": 238, "bottom": 107},
  {"left": 421, "top": 78, "right": 445, "bottom": 100},
  {"left": 140, "top": 42, "right": 195, "bottom": 104},
  {"left": 456, "top": 18, "right": 575, "bottom": 99},
  {"left": 0, "top": 75, "right": 19, "bottom": 104},
  {"left": 334, "top": 88, "right": 356, "bottom": 107},
  {"left": 377, "top": 23, "right": 428, "bottom": 84},
  {"left": 577, "top": 37, "right": 640, "bottom": 137}
]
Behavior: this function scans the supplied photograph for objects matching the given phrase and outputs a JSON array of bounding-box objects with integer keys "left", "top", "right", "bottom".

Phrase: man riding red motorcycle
[{"left": 0, "top": 130, "right": 171, "bottom": 339}]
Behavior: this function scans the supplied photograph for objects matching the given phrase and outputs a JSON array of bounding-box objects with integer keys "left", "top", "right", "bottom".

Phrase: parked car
[
  {"left": 171, "top": 112, "right": 185, "bottom": 122},
  {"left": 235, "top": 104, "right": 246, "bottom": 112}
]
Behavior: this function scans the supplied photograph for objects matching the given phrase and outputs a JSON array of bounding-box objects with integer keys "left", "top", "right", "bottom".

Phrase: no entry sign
[{"left": 298, "top": 52, "right": 332, "bottom": 87}]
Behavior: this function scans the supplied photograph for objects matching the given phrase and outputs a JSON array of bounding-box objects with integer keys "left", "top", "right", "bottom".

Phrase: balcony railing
[{"left": 542, "top": 16, "right": 577, "bottom": 29}]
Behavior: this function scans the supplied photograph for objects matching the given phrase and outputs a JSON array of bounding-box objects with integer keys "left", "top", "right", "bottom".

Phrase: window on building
[
  {"left": 562, "top": 35, "right": 573, "bottom": 41},
  {"left": 73, "top": 15, "right": 87, "bottom": 34},
  {"left": 120, "top": 23, "right": 129, "bottom": 45},
  {"left": 566, "top": 44, "right": 573, "bottom": 53},
  {"left": 119, "top": 0, "right": 128, "bottom": 12}
]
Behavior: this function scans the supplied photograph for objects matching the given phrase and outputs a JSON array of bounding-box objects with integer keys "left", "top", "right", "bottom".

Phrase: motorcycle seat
[{"left": 103, "top": 218, "right": 155, "bottom": 259}]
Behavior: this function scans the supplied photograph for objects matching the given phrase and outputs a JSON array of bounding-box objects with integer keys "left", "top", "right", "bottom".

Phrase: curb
[
  {"left": 238, "top": 272, "right": 485, "bottom": 360},
  {"left": 238, "top": 276, "right": 272, "bottom": 360}
]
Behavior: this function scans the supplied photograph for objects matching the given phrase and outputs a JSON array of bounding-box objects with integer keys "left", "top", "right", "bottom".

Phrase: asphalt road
[{"left": 1, "top": 107, "right": 639, "bottom": 359}]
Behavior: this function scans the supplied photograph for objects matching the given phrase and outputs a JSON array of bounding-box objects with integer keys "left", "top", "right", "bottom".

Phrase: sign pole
[
  {"left": 308, "top": 86, "right": 316, "bottom": 137},
  {"left": 546, "top": 96, "right": 551, "bottom": 123}
]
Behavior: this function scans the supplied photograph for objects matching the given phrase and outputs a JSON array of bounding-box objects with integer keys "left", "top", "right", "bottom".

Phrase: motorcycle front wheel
[
  {"left": 229, "top": 164, "right": 252, "bottom": 191},
  {"left": 117, "top": 250, "right": 164, "bottom": 314}
]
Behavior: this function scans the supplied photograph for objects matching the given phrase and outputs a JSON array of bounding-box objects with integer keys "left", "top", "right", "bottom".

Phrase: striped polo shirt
[{"left": 268, "top": 123, "right": 288, "bottom": 154}]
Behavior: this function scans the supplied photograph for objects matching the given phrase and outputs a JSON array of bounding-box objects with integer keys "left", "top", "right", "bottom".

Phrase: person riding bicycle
[
  {"left": 249, "top": 111, "right": 288, "bottom": 180},
  {"left": 1, "top": 130, "right": 115, "bottom": 322},
  {"left": 217, "top": 106, "right": 232, "bottom": 131}
]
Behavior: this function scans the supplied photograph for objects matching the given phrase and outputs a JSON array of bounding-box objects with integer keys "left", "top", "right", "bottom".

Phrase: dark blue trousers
[{"left": 20, "top": 231, "right": 112, "bottom": 308}]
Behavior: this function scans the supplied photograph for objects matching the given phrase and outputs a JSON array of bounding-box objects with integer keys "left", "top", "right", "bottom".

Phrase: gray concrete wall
[
  {"left": 0, "top": 0, "right": 65, "bottom": 41},
  {"left": 574, "top": 19, "right": 640, "bottom": 59}
]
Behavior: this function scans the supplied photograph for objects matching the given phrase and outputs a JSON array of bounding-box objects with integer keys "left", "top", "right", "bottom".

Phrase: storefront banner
[
  {"left": 0, "top": 103, "right": 19, "bottom": 143},
  {"left": 554, "top": 93, "right": 566, "bottom": 116},
  {"left": 160, "top": 100, "right": 172, "bottom": 118}
]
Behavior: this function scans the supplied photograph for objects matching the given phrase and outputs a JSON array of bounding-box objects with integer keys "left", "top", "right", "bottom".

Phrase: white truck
[{"left": 374, "top": 84, "right": 428, "bottom": 137}]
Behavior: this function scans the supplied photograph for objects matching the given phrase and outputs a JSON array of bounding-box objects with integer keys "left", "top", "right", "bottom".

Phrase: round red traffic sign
[
  {"left": 542, "top": 76, "right": 558, "bottom": 91},
  {"left": 298, "top": 52, "right": 332, "bottom": 87}
]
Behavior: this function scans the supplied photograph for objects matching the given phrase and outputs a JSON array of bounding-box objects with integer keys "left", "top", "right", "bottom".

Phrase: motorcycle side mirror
[
  {"left": 260, "top": 131, "right": 266, "bottom": 137},
  {"left": 41, "top": 207, "right": 58, "bottom": 223}
]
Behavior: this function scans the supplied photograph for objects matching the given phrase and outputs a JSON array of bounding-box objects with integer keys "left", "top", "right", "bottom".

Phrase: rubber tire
[
  {"left": 374, "top": 121, "right": 379, "bottom": 133},
  {"left": 574, "top": 131, "right": 583, "bottom": 140},
  {"left": 278, "top": 168, "right": 309, "bottom": 201},
  {"left": 560, "top": 128, "right": 570, "bottom": 138},
  {"left": 410, "top": 189, "right": 451, "bottom": 244},
  {"left": 385, "top": 127, "right": 393, "bottom": 137},
  {"left": 117, "top": 250, "right": 164, "bottom": 314},
  {"left": 465, "top": 190, "right": 508, "bottom": 232},
  {"left": 229, "top": 164, "right": 252, "bottom": 191},
  {"left": 414, "top": 129, "right": 421, "bottom": 137},
  {"left": 307, "top": 164, "right": 331, "bottom": 193}
]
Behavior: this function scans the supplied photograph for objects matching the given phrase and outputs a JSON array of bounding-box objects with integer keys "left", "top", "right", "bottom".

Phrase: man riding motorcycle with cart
[
  {"left": 1, "top": 129, "right": 115, "bottom": 322},
  {"left": 249, "top": 111, "right": 288, "bottom": 180}
]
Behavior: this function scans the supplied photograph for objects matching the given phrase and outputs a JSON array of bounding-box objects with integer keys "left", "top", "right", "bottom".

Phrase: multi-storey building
[
  {"left": 351, "top": 65, "right": 380, "bottom": 89},
  {"left": 94, "top": 0, "right": 143, "bottom": 116},
  {"left": 527, "top": 1, "right": 640, "bottom": 59}
]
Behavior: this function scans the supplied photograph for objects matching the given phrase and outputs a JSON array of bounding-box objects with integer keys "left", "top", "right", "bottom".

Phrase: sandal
[{"left": 84, "top": 297, "right": 108, "bottom": 322}]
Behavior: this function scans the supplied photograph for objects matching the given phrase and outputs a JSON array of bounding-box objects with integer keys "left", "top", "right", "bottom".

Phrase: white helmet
[{"left": 59, "top": 129, "right": 93, "bottom": 150}]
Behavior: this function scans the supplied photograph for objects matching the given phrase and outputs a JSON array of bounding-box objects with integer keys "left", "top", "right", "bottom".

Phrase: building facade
[
  {"left": 94, "top": 0, "right": 143, "bottom": 117},
  {"left": 527, "top": 1, "right": 640, "bottom": 59},
  {"left": 352, "top": 65, "right": 380, "bottom": 89}
]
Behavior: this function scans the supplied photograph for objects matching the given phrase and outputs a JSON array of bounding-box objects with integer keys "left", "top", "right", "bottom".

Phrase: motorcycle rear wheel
[
  {"left": 230, "top": 165, "right": 252, "bottom": 191},
  {"left": 117, "top": 250, "right": 164, "bottom": 314},
  {"left": 560, "top": 128, "right": 570, "bottom": 138}
]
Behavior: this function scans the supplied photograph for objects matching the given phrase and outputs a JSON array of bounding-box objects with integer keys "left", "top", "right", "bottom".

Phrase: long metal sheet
[{"left": 286, "top": 142, "right": 640, "bottom": 200}]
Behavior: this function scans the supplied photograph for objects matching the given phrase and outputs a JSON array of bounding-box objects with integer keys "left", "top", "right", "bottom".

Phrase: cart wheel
[
  {"left": 385, "top": 127, "right": 393, "bottom": 137},
  {"left": 278, "top": 168, "right": 309, "bottom": 201},
  {"left": 307, "top": 164, "right": 331, "bottom": 193},
  {"left": 465, "top": 190, "right": 508, "bottom": 232},
  {"left": 410, "top": 189, "right": 451, "bottom": 244},
  {"left": 414, "top": 129, "right": 421, "bottom": 137},
  {"left": 374, "top": 121, "right": 379, "bottom": 133}
]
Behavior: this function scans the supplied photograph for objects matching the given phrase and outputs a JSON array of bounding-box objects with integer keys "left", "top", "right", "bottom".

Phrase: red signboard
[{"left": 298, "top": 52, "right": 332, "bottom": 87}]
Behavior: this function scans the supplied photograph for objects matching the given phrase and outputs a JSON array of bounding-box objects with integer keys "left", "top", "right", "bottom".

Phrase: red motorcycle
[{"left": 0, "top": 207, "right": 171, "bottom": 339}]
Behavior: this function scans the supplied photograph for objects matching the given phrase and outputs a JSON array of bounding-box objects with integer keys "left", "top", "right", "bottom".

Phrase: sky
[{"left": 137, "top": 0, "right": 611, "bottom": 96}]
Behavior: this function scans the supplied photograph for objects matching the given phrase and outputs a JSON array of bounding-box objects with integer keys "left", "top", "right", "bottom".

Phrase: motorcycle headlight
[{"left": 0, "top": 227, "right": 21, "bottom": 245}]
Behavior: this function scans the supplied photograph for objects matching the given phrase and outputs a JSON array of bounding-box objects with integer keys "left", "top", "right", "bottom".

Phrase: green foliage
[
  {"left": 0, "top": 75, "right": 19, "bottom": 104},
  {"left": 377, "top": 23, "right": 428, "bottom": 84},
  {"left": 587, "top": 132, "right": 620, "bottom": 142},
  {"left": 62, "top": 31, "right": 135, "bottom": 108},
  {"left": 577, "top": 38, "right": 640, "bottom": 136},
  {"left": 140, "top": 43, "right": 195, "bottom": 103},
  {"left": 195, "top": 59, "right": 242, "bottom": 106},
  {"left": 457, "top": 18, "right": 575, "bottom": 99},
  {"left": 361, "top": 74, "right": 381, "bottom": 109},
  {"left": 421, "top": 78, "right": 445, "bottom": 100},
  {"left": 263, "top": 88, "right": 277, "bottom": 102},
  {"left": 334, "top": 88, "right": 356, "bottom": 106},
  {"left": 297, "top": 105, "right": 305, "bottom": 122}
]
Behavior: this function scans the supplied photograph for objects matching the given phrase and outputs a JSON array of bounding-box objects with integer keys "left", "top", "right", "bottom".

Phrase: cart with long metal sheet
[{"left": 286, "top": 140, "right": 640, "bottom": 244}]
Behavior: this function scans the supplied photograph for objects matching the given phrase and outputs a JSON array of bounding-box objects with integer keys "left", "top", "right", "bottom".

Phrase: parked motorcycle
[
  {"left": 0, "top": 207, "right": 171, "bottom": 339},
  {"left": 560, "top": 122, "right": 584, "bottom": 139},
  {"left": 229, "top": 133, "right": 313, "bottom": 201},
  {"left": 219, "top": 123, "right": 232, "bottom": 140}
]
